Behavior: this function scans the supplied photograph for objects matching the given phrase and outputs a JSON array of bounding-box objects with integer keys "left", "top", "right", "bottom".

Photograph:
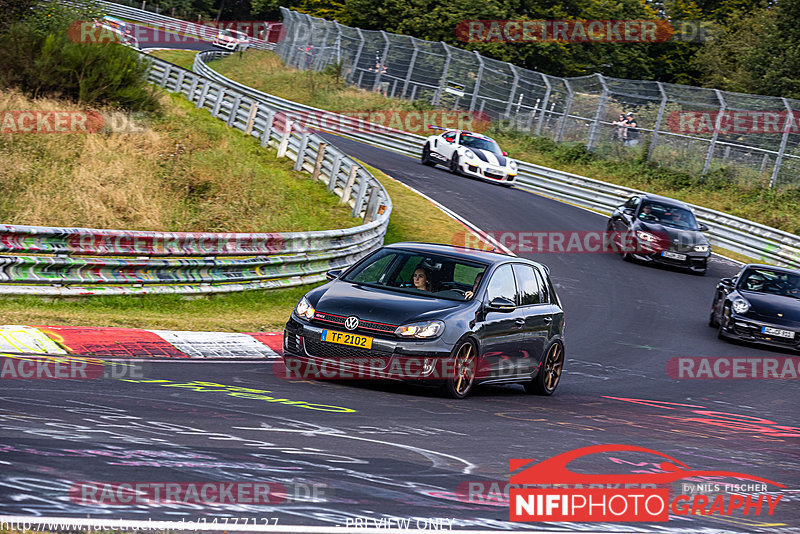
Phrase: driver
[
  {"left": 668, "top": 211, "right": 688, "bottom": 227},
  {"left": 464, "top": 272, "right": 484, "bottom": 300},
  {"left": 639, "top": 204, "right": 657, "bottom": 221},
  {"left": 744, "top": 272, "right": 764, "bottom": 291}
]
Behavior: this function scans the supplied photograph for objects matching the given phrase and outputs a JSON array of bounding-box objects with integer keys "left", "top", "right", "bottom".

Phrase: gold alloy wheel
[
  {"left": 452, "top": 341, "right": 476, "bottom": 397},
  {"left": 542, "top": 342, "right": 564, "bottom": 392}
]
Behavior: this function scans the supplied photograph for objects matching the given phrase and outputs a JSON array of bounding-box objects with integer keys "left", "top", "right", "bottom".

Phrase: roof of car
[
  {"left": 639, "top": 193, "right": 693, "bottom": 209},
  {"left": 384, "top": 242, "right": 544, "bottom": 267},
  {"left": 742, "top": 263, "right": 800, "bottom": 275}
]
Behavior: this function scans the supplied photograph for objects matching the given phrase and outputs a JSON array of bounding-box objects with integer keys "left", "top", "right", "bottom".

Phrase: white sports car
[
  {"left": 212, "top": 29, "right": 250, "bottom": 51},
  {"left": 421, "top": 127, "right": 517, "bottom": 185}
]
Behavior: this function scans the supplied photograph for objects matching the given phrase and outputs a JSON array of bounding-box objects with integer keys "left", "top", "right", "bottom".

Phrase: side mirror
[
  {"left": 623, "top": 208, "right": 634, "bottom": 216},
  {"left": 720, "top": 277, "right": 733, "bottom": 287},
  {"left": 326, "top": 269, "right": 342, "bottom": 281},
  {"left": 487, "top": 296, "right": 516, "bottom": 312},
  {"left": 699, "top": 224, "right": 709, "bottom": 232}
]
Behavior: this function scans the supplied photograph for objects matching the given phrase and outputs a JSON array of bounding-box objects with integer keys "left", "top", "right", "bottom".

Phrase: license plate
[
  {"left": 662, "top": 251, "right": 687, "bottom": 260},
  {"left": 761, "top": 326, "right": 795, "bottom": 339},
  {"left": 321, "top": 330, "right": 373, "bottom": 349}
]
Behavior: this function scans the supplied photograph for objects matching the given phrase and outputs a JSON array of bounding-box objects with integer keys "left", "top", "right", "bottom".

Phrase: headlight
[
  {"left": 509, "top": 160, "right": 517, "bottom": 170},
  {"left": 636, "top": 230, "right": 657, "bottom": 242},
  {"left": 694, "top": 244, "right": 709, "bottom": 252},
  {"left": 732, "top": 297, "right": 750, "bottom": 314},
  {"left": 294, "top": 296, "right": 315, "bottom": 320},
  {"left": 394, "top": 320, "right": 445, "bottom": 339},
  {"left": 464, "top": 149, "right": 476, "bottom": 160}
]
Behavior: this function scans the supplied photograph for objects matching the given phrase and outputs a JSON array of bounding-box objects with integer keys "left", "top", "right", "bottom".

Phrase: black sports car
[
  {"left": 607, "top": 193, "right": 711, "bottom": 274},
  {"left": 710, "top": 264, "right": 800, "bottom": 351},
  {"left": 283, "top": 242, "right": 565, "bottom": 398}
]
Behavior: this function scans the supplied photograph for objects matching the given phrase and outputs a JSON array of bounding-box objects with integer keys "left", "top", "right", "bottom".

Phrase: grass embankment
[
  {"left": 206, "top": 49, "right": 800, "bottom": 236},
  {"left": 147, "top": 48, "right": 197, "bottom": 70},
  {"left": 0, "top": 89, "right": 466, "bottom": 331}
]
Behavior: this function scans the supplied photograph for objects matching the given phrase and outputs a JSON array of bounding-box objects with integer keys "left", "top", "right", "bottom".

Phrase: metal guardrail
[
  {"left": 96, "top": 0, "right": 275, "bottom": 50},
  {"left": 195, "top": 51, "right": 800, "bottom": 270},
  {"left": 0, "top": 53, "right": 392, "bottom": 296}
]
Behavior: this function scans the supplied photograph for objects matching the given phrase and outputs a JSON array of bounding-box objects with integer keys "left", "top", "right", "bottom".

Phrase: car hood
[
  {"left": 470, "top": 149, "right": 508, "bottom": 167},
  {"left": 310, "top": 281, "right": 463, "bottom": 325},
  {"left": 737, "top": 290, "right": 800, "bottom": 325},
  {"left": 636, "top": 221, "right": 708, "bottom": 247}
]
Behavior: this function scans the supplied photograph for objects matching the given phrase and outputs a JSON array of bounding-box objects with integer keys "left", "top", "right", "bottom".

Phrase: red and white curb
[{"left": 0, "top": 325, "right": 282, "bottom": 359}]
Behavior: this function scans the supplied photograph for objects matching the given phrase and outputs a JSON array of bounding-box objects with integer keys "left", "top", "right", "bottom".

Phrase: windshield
[
  {"left": 459, "top": 134, "right": 501, "bottom": 155},
  {"left": 738, "top": 268, "right": 800, "bottom": 297},
  {"left": 343, "top": 249, "right": 488, "bottom": 301},
  {"left": 638, "top": 202, "right": 699, "bottom": 230}
]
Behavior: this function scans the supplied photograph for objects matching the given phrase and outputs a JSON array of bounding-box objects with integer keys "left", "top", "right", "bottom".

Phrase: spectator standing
[{"left": 624, "top": 112, "right": 639, "bottom": 147}]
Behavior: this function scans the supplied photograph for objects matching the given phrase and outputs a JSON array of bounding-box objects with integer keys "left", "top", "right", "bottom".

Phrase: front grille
[
  {"left": 732, "top": 323, "right": 799, "bottom": 345},
  {"left": 304, "top": 338, "right": 393, "bottom": 363},
  {"left": 314, "top": 311, "right": 397, "bottom": 334},
  {"left": 484, "top": 171, "right": 504, "bottom": 180}
]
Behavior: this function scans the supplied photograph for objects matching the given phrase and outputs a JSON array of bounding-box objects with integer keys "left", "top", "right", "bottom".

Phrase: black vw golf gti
[
  {"left": 283, "top": 242, "right": 565, "bottom": 398},
  {"left": 710, "top": 264, "right": 800, "bottom": 351},
  {"left": 607, "top": 194, "right": 711, "bottom": 274}
]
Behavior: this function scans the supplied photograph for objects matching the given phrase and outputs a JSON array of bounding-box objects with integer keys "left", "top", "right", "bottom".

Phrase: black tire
[
  {"left": 717, "top": 308, "right": 729, "bottom": 339},
  {"left": 708, "top": 298, "right": 719, "bottom": 327},
  {"left": 421, "top": 144, "right": 435, "bottom": 166},
  {"left": 441, "top": 339, "right": 477, "bottom": 399},
  {"left": 525, "top": 342, "right": 564, "bottom": 396},
  {"left": 449, "top": 153, "right": 461, "bottom": 175}
]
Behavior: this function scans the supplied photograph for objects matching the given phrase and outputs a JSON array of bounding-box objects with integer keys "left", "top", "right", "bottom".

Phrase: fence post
[
  {"left": 294, "top": 132, "right": 309, "bottom": 171},
  {"left": 535, "top": 74, "right": 551, "bottom": 136},
  {"left": 332, "top": 21, "right": 343, "bottom": 66},
  {"left": 469, "top": 51, "right": 484, "bottom": 113},
  {"left": 340, "top": 164, "right": 359, "bottom": 205},
  {"left": 349, "top": 28, "right": 366, "bottom": 85},
  {"left": 586, "top": 74, "right": 608, "bottom": 151},
  {"left": 770, "top": 98, "right": 793, "bottom": 188},
  {"left": 701, "top": 90, "right": 726, "bottom": 177},
  {"left": 285, "top": 11, "right": 303, "bottom": 66},
  {"left": 433, "top": 43, "right": 451, "bottom": 107},
  {"left": 374, "top": 31, "right": 391, "bottom": 91},
  {"left": 313, "top": 19, "right": 331, "bottom": 70},
  {"left": 647, "top": 82, "right": 668, "bottom": 163},
  {"left": 555, "top": 79, "right": 574, "bottom": 142},
  {"left": 505, "top": 65, "right": 520, "bottom": 119},
  {"left": 312, "top": 142, "right": 327, "bottom": 181},
  {"left": 277, "top": 121, "right": 293, "bottom": 158},
  {"left": 328, "top": 153, "right": 342, "bottom": 191},
  {"left": 245, "top": 102, "right": 259, "bottom": 135},
  {"left": 402, "top": 38, "right": 419, "bottom": 99}
]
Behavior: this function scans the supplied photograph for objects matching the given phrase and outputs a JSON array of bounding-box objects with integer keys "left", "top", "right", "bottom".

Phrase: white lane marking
[{"left": 146, "top": 330, "right": 280, "bottom": 359}]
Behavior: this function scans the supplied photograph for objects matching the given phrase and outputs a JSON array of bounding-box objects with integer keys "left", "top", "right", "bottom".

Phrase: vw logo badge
[{"left": 344, "top": 316, "right": 359, "bottom": 331}]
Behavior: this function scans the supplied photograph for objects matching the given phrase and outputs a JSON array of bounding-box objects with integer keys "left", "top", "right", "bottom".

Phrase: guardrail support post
[
  {"left": 226, "top": 94, "right": 241, "bottom": 126},
  {"left": 175, "top": 71, "right": 185, "bottom": 92},
  {"left": 364, "top": 187, "right": 380, "bottom": 222},
  {"left": 312, "top": 143, "right": 327, "bottom": 180},
  {"left": 277, "top": 121, "right": 293, "bottom": 158},
  {"left": 260, "top": 110, "right": 274, "bottom": 147},
  {"left": 188, "top": 77, "right": 199, "bottom": 103},
  {"left": 294, "top": 132, "right": 310, "bottom": 171},
  {"left": 353, "top": 177, "right": 369, "bottom": 217},
  {"left": 245, "top": 102, "right": 259, "bottom": 135},
  {"left": 211, "top": 87, "right": 224, "bottom": 117},
  {"left": 701, "top": 90, "right": 726, "bottom": 178},
  {"left": 647, "top": 82, "right": 668, "bottom": 163},
  {"left": 160, "top": 64, "right": 172, "bottom": 88},
  {"left": 340, "top": 164, "right": 359, "bottom": 204},
  {"left": 770, "top": 98, "right": 793, "bottom": 188},
  {"left": 328, "top": 153, "right": 342, "bottom": 191}
]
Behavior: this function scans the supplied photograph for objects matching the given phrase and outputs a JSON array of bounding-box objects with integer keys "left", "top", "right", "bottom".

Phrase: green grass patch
[
  {"left": 211, "top": 50, "right": 800, "bottom": 236},
  {"left": 147, "top": 49, "right": 197, "bottom": 70}
]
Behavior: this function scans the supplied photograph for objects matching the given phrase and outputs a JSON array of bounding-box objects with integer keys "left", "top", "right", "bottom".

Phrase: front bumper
[
  {"left": 719, "top": 313, "right": 800, "bottom": 351},
  {"left": 283, "top": 318, "right": 454, "bottom": 383},
  {"left": 460, "top": 161, "right": 516, "bottom": 184},
  {"left": 631, "top": 244, "right": 709, "bottom": 272}
]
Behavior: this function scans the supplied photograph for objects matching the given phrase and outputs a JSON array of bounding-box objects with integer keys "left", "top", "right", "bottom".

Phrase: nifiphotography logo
[{"left": 509, "top": 444, "right": 784, "bottom": 522}]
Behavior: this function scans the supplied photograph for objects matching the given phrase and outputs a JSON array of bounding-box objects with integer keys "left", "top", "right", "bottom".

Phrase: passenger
[
  {"left": 668, "top": 212, "right": 688, "bottom": 227},
  {"left": 464, "top": 272, "right": 484, "bottom": 300},
  {"left": 413, "top": 268, "right": 432, "bottom": 292}
]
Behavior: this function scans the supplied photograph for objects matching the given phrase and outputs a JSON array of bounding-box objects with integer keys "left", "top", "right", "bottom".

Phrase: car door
[
  {"left": 433, "top": 131, "right": 458, "bottom": 161},
  {"left": 511, "top": 264, "right": 553, "bottom": 376},
  {"left": 475, "top": 263, "right": 524, "bottom": 379}
]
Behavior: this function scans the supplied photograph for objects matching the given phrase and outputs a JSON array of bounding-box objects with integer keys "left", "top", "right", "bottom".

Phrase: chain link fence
[{"left": 276, "top": 9, "right": 800, "bottom": 189}]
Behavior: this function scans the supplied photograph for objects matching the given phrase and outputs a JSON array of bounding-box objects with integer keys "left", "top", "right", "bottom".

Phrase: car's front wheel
[
  {"left": 525, "top": 341, "right": 564, "bottom": 396},
  {"left": 449, "top": 154, "right": 461, "bottom": 175},
  {"left": 441, "top": 339, "right": 477, "bottom": 398},
  {"left": 421, "top": 144, "right": 436, "bottom": 166}
]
